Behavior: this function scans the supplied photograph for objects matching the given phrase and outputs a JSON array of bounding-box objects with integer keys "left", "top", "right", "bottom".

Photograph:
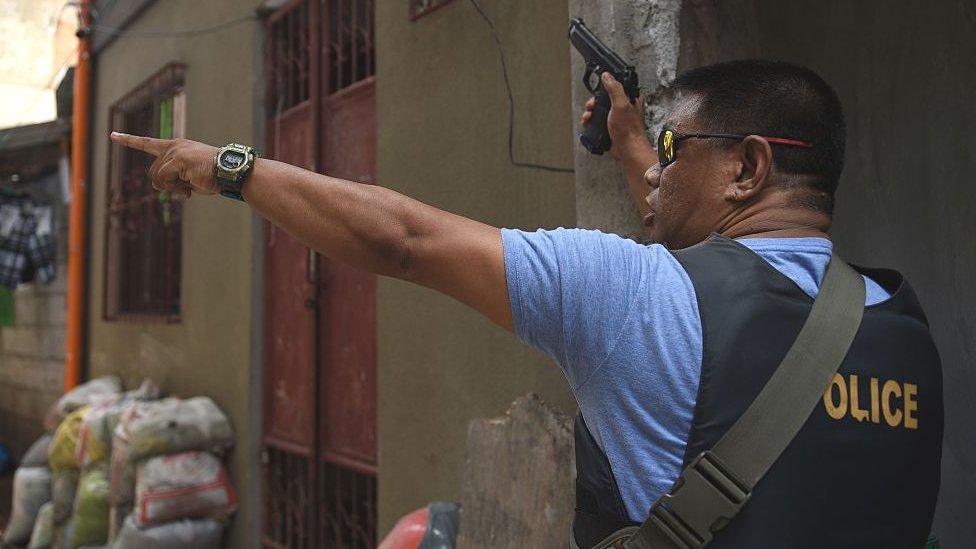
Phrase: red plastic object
[{"left": 377, "top": 507, "right": 430, "bottom": 549}]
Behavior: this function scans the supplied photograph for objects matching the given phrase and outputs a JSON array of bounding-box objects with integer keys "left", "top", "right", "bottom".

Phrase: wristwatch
[{"left": 213, "top": 143, "right": 257, "bottom": 201}]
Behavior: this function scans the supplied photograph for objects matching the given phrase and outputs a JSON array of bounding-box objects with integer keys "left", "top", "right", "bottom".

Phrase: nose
[{"left": 644, "top": 164, "right": 661, "bottom": 189}]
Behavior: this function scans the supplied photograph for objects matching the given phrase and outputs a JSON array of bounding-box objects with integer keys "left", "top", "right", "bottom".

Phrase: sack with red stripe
[{"left": 134, "top": 451, "right": 237, "bottom": 527}]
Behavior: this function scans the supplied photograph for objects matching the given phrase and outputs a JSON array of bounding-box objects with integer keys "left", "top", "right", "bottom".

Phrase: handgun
[{"left": 569, "top": 18, "right": 640, "bottom": 155}]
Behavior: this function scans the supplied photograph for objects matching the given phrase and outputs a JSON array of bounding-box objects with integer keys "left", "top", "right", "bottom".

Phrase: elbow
[
  {"left": 360, "top": 188, "right": 425, "bottom": 280},
  {"left": 372, "top": 222, "right": 418, "bottom": 280}
]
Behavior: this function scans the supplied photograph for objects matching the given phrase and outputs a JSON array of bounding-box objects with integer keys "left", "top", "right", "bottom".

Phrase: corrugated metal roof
[{"left": 0, "top": 118, "right": 71, "bottom": 153}]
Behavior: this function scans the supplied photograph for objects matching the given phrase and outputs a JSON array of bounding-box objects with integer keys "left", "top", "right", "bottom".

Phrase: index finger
[
  {"left": 110, "top": 132, "right": 171, "bottom": 156},
  {"left": 601, "top": 72, "right": 628, "bottom": 107}
]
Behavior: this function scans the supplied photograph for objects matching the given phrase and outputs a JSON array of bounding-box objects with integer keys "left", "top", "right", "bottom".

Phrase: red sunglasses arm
[
  {"left": 681, "top": 132, "right": 813, "bottom": 148},
  {"left": 760, "top": 136, "right": 814, "bottom": 148}
]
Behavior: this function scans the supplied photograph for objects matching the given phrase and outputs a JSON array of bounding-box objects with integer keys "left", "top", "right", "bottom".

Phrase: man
[{"left": 112, "top": 59, "right": 942, "bottom": 548}]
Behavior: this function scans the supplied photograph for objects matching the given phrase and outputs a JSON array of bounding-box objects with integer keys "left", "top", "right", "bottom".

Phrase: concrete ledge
[{"left": 458, "top": 394, "right": 575, "bottom": 548}]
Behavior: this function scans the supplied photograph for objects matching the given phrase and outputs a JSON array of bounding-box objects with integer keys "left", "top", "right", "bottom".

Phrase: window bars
[
  {"left": 267, "top": 0, "right": 376, "bottom": 110},
  {"left": 327, "top": 0, "right": 375, "bottom": 93},
  {"left": 105, "top": 63, "right": 185, "bottom": 321},
  {"left": 268, "top": 0, "right": 312, "bottom": 113},
  {"left": 262, "top": 445, "right": 378, "bottom": 549}
]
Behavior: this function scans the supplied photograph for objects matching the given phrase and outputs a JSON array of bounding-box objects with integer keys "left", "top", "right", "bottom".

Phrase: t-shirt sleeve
[{"left": 501, "top": 227, "right": 655, "bottom": 389}]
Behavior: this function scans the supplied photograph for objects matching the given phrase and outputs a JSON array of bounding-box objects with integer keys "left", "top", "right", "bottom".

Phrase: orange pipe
[{"left": 65, "top": 0, "right": 91, "bottom": 391}]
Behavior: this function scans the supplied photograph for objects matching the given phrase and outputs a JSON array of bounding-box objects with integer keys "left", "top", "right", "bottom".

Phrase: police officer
[{"left": 112, "top": 59, "right": 942, "bottom": 548}]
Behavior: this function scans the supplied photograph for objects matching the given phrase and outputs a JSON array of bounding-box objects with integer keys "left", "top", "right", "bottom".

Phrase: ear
[{"left": 725, "top": 135, "right": 773, "bottom": 202}]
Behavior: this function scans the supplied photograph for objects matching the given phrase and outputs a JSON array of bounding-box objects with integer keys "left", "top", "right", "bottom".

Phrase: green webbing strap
[{"left": 624, "top": 253, "right": 865, "bottom": 549}]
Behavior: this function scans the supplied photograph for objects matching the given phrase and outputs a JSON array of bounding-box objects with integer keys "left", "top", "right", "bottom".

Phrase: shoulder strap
[{"left": 624, "top": 253, "right": 866, "bottom": 549}]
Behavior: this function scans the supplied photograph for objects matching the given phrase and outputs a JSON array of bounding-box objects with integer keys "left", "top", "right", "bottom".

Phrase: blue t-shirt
[{"left": 501, "top": 228, "right": 891, "bottom": 521}]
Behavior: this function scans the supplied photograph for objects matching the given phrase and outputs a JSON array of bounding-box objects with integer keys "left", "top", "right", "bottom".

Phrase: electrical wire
[
  {"left": 91, "top": 13, "right": 257, "bottom": 38},
  {"left": 467, "top": 0, "right": 575, "bottom": 174}
]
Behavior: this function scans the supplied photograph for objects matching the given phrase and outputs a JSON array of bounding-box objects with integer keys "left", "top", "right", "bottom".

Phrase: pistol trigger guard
[{"left": 583, "top": 64, "right": 602, "bottom": 94}]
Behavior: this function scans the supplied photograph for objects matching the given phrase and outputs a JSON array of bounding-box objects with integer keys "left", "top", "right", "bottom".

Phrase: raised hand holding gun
[
  {"left": 580, "top": 72, "right": 657, "bottom": 218},
  {"left": 569, "top": 18, "right": 640, "bottom": 154},
  {"left": 571, "top": 18, "right": 656, "bottom": 218}
]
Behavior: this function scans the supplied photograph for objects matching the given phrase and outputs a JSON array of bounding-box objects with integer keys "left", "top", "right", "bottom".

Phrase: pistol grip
[{"left": 580, "top": 87, "right": 612, "bottom": 155}]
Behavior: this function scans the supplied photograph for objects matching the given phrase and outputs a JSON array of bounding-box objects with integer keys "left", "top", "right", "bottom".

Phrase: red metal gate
[{"left": 262, "top": 1, "right": 377, "bottom": 547}]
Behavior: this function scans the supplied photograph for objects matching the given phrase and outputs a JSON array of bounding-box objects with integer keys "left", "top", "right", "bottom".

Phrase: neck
[{"left": 716, "top": 195, "right": 832, "bottom": 241}]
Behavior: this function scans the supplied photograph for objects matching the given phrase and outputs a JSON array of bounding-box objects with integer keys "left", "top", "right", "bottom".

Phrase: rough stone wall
[{"left": 0, "top": 170, "right": 68, "bottom": 458}]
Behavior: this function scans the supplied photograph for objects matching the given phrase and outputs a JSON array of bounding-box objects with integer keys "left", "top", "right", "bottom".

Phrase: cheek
[{"left": 657, "top": 170, "right": 697, "bottom": 221}]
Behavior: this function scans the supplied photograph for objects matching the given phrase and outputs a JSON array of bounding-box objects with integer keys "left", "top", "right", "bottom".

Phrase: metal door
[{"left": 262, "top": 1, "right": 377, "bottom": 547}]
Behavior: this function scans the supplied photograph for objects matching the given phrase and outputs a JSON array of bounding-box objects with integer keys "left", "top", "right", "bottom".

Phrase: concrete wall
[
  {"left": 0, "top": 170, "right": 68, "bottom": 457},
  {"left": 88, "top": 1, "right": 265, "bottom": 545},
  {"left": 375, "top": 0, "right": 578, "bottom": 534}
]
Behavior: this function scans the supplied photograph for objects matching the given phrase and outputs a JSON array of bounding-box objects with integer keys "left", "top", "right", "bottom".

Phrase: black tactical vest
[{"left": 573, "top": 234, "right": 943, "bottom": 549}]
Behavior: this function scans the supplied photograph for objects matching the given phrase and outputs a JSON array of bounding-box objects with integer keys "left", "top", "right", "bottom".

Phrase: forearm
[
  {"left": 240, "top": 157, "right": 511, "bottom": 328},
  {"left": 242, "top": 158, "right": 422, "bottom": 278},
  {"left": 110, "top": 131, "right": 510, "bottom": 325},
  {"left": 617, "top": 136, "right": 656, "bottom": 218}
]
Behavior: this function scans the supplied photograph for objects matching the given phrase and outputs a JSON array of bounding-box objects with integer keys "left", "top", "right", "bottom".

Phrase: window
[
  {"left": 268, "top": 0, "right": 311, "bottom": 113},
  {"left": 327, "top": 0, "right": 375, "bottom": 93},
  {"left": 409, "top": 0, "right": 456, "bottom": 21},
  {"left": 104, "top": 63, "right": 185, "bottom": 321}
]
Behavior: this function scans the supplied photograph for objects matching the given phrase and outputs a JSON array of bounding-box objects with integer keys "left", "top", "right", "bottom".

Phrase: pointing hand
[{"left": 110, "top": 132, "right": 221, "bottom": 198}]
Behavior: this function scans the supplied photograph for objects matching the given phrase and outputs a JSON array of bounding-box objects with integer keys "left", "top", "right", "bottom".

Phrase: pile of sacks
[{"left": 1, "top": 376, "right": 237, "bottom": 549}]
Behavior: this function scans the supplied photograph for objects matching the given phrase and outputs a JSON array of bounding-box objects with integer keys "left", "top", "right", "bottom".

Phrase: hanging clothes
[{"left": 0, "top": 194, "right": 57, "bottom": 289}]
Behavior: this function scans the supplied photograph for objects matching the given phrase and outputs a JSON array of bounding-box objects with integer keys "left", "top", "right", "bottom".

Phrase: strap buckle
[{"left": 647, "top": 451, "right": 751, "bottom": 549}]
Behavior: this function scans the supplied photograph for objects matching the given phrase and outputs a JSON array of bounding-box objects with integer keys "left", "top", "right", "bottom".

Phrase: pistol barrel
[{"left": 568, "top": 18, "right": 630, "bottom": 74}]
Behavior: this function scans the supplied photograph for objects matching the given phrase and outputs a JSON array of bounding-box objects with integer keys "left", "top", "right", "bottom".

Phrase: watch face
[{"left": 220, "top": 150, "right": 246, "bottom": 170}]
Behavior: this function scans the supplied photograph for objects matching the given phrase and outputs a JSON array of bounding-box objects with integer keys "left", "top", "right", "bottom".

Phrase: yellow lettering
[
  {"left": 849, "top": 375, "right": 870, "bottom": 422},
  {"left": 904, "top": 383, "right": 919, "bottom": 429},
  {"left": 882, "top": 380, "right": 903, "bottom": 427},
  {"left": 824, "top": 373, "right": 848, "bottom": 420},
  {"left": 870, "top": 377, "right": 880, "bottom": 423}
]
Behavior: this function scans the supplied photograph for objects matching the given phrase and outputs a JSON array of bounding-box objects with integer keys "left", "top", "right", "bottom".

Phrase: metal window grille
[
  {"left": 264, "top": 446, "right": 313, "bottom": 548},
  {"left": 269, "top": 0, "right": 312, "bottom": 113},
  {"left": 318, "top": 460, "right": 377, "bottom": 548},
  {"left": 104, "top": 63, "right": 185, "bottom": 321},
  {"left": 327, "top": 0, "right": 375, "bottom": 93},
  {"left": 263, "top": 447, "right": 377, "bottom": 549},
  {"left": 409, "top": 0, "right": 457, "bottom": 21}
]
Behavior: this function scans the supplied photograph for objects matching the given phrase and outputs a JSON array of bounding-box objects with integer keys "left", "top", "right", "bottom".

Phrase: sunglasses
[{"left": 656, "top": 128, "right": 813, "bottom": 169}]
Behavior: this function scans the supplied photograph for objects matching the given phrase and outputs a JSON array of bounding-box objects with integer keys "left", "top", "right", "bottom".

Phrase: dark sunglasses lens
[{"left": 658, "top": 130, "right": 675, "bottom": 167}]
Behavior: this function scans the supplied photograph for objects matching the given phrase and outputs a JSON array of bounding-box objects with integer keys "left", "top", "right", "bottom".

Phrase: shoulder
[{"left": 501, "top": 227, "right": 668, "bottom": 260}]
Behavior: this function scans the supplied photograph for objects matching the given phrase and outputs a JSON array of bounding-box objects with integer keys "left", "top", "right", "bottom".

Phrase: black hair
[{"left": 672, "top": 59, "right": 846, "bottom": 214}]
